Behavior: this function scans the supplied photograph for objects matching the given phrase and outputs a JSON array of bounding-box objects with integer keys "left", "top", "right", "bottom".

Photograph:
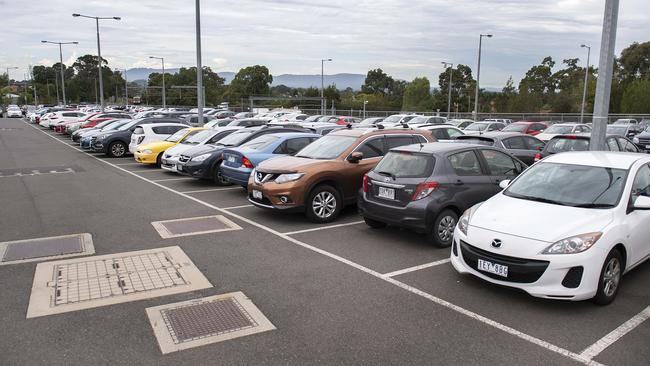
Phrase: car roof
[
  {"left": 328, "top": 126, "right": 429, "bottom": 138},
  {"left": 391, "top": 142, "right": 497, "bottom": 155},
  {"left": 265, "top": 132, "right": 320, "bottom": 139},
  {"left": 473, "top": 132, "right": 527, "bottom": 139},
  {"left": 543, "top": 151, "right": 647, "bottom": 169}
]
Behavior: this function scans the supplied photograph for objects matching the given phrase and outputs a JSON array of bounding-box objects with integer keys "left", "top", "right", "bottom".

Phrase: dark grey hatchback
[{"left": 358, "top": 143, "right": 527, "bottom": 247}]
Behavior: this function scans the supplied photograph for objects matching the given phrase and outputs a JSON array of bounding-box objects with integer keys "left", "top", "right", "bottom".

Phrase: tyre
[
  {"left": 306, "top": 185, "right": 342, "bottom": 223},
  {"left": 155, "top": 153, "right": 163, "bottom": 168},
  {"left": 212, "top": 161, "right": 231, "bottom": 186},
  {"left": 429, "top": 209, "right": 458, "bottom": 248},
  {"left": 107, "top": 141, "right": 127, "bottom": 158},
  {"left": 364, "top": 216, "right": 387, "bottom": 229},
  {"left": 592, "top": 249, "right": 623, "bottom": 305}
]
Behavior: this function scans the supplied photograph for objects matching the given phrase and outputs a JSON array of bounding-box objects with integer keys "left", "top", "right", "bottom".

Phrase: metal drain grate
[
  {"left": 151, "top": 215, "right": 242, "bottom": 239},
  {"left": 147, "top": 292, "right": 276, "bottom": 354},
  {"left": 0, "top": 233, "right": 93, "bottom": 265},
  {"left": 27, "top": 246, "right": 212, "bottom": 318}
]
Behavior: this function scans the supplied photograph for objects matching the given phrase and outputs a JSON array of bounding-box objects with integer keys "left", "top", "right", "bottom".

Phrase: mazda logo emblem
[{"left": 491, "top": 239, "right": 502, "bottom": 248}]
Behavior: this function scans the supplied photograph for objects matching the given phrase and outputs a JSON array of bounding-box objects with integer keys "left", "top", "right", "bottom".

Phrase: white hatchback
[
  {"left": 452, "top": 151, "right": 650, "bottom": 304},
  {"left": 160, "top": 127, "right": 242, "bottom": 173},
  {"left": 128, "top": 123, "right": 188, "bottom": 154}
]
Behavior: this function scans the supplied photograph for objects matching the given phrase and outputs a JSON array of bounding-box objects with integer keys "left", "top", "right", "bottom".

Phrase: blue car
[{"left": 221, "top": 132, "right": 320, "bottom": 187}]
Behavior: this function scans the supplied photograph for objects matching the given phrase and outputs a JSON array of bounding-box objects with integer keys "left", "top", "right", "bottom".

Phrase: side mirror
[
  {"left": 348, "top": 152, "right": 364, "bottom": 163},
  {"left": 633, "top": 195, "right": 650, "bottom": 210},
  {"left": 499, "top": 180, "right": 511, "bottom": 190}
]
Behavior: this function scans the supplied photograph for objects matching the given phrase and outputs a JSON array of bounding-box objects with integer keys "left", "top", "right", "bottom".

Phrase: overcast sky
[{"left": 2, "top": 0, "right": 649, "bottom": 88}]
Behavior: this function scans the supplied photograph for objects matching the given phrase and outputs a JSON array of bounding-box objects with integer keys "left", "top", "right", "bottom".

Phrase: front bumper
[
  {"left": 450, "top": 226, "right": 605, "bottom": 301},
  {"left": 134, "top": 151, "right": 157, "bottom": 164},
  {"left": 91, "top": 140, "right": 106, "bottom": 153},
  {"left": 161, "top": 156, "right": 180, "bottom": 172},
  {"left": 247, "top": 178, "right": 306, "bottom": 212},
  {"left": 176, "top": 160, "right": 212, "bottom": 179}
]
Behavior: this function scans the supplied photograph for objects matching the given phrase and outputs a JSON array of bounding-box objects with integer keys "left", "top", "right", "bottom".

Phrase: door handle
[{"left": 455, "top": 180, "right": 464, "bottom": 186}]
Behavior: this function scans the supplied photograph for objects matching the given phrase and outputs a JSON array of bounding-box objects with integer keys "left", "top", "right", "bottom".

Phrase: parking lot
[{"left": 1, "top": 116, "right": 648, "bottom": 365}]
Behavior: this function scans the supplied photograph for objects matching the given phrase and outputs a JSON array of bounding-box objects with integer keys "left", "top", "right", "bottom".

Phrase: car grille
[
  {"left": 637, "top": 138, "right": 650, "bottom": 145},
  {"left": 460, "top": 241, "right": 549, "bottom": 284},
  {"left": 254, "top": 171, "right": 279, "bottom": 184},
  {"left": 179, "top": 155, "right": 191, "bottom": 163}
]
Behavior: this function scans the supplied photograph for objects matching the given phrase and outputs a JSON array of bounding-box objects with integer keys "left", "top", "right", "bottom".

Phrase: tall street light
[
  {"left": 123, "top": 68, "right": 129, "bottom": 106},
  {"left": 149, "top": 56, "right": 166, "bottom": 108},
  {"left": 195, "top": 0, "right": 204, "bottom": 125},
  {"left": 72, "top": 13, "right": 121, "bottom": 112},
  {"left": 441, "top": 61, "right": 454, "bottom": 118},
  {"left": 474, "top": 34, "right": 493, "bottom": 121},
  {"left": 5, "top": 66, "right": 18, "bottom": 85},
  {"left": 41, "top": 40, "right": 78, "bottom": 106},
  {"left": 321, "top": 58, "right": 332, "bottom": 115},
  {"left": 580, "top": 44, "right": 592, "bottom": 124}
]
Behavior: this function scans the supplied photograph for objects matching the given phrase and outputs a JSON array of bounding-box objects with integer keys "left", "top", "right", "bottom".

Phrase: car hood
[
  {"left": 256, "top": 155, "right": 325, "bottom": 173},
  {"left": 165, "top": 143, "right": 196, "bottom": 156},
  {"left": 183, "top": 144, "right": 225, "bottom": 157},
  {"left": 470, "top": 194, "right": 615, "bottom": 243}
]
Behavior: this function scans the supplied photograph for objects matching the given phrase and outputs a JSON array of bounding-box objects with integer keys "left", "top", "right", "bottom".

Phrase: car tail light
[
  {"left": 564, "top": 135, "right": 577, "bottom": 139},
  {"left": 363, "top": 174, "right": 369, "bottom": 193},
  {"left": 534, "top": 153, "right": 542, "bottom": 162},
  {"left": 412, "top": 182, "right": 439, "bottom": 201},
  {"left": 242, "top": 156, "right": 254, "bottom": 169}
]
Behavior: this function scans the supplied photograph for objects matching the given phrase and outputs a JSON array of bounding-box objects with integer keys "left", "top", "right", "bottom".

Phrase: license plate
[
  {"left": 477, "top": 259, "right": 508, "bottom": 278},
  {"left": 252, "top": 190, "right": 263, "bottom": 200},
  {"left": 645, "top": 145, "right": 650, "bottom": 149},
  {"left": 377, "top": 186, "right": 395, "bottom": 200},
  {"left": 177, "top": 163, "right": 183, "bottom": 171},
  {"left": 227, "top": 156, "right": 236, "bottom": 163}
]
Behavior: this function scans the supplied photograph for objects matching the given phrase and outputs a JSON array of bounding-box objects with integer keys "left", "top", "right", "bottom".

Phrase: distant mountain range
[{"left": 125, "top": 68, "right": 366, "bottom": 90}]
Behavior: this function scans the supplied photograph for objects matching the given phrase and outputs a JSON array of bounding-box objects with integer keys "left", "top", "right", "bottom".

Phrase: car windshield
[
  {"left": 408, "top": 116, "right": 429, "bottom": 125},
  {"left": 182, "top": 130, "right": 214, "bottom": 145},
  {"left": 216, "top": 131, "right": 254, "bottom": 146},
  {"left": 94, "top": 120, "right": 114, "bottom": 129},
  {"left": 317, "top": 116, "right": 337, "bottom": 122},
  {"left": 117, "top": 119, "right": 144, "bottom": 131},
  {"left": 502, "top": 124, "right": 528, "bottom": 132},
  {"left": 359, "top": 118, "right": 382, "bottom": 126},
  {"left": 607, "top": 125, "right": 628, "bottom": 135},
  {"left": 373, "top": 151, "right": 435, "bottom": 178},
  {"left": 465, "top": 123, "right": 489, "bottom": 131},
  {"left": 545, "top": 125, "right": 574, "bottom": 134},
  {"left": 504, "top": 162, "right": 627, "bottom": 208},
  {"left": 545, "top": 137, "right": 590, "bottom": 154},
  {"left": 241, "top": 135, "right": 280, "bottom": 150},
  {"left": 165, "top": 128, "right": 190, "bottom": 142},
  {"left": 303, "top": 115, "right": 321, "bottom": 122},
  {"left": 295, "top": 135, "right": 356, "bottom": 159},
  {"left": 101, "top": 121, "right": 125, "bottom": 130},
  {"left": 382, "top": 115, "right": 403, "bottom": 123}
]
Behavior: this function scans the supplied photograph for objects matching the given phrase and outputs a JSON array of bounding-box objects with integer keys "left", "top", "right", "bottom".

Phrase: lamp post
[
  {"left": 363, "top": 100, "right": 368, "bottom": 119},
  {"left": 72, "top": 13, "right": 121, "bottom": 112},
  {"left": 195, "top": 0, "right": 204, "bottom": 125},
  {"left": 123, "top": 69, "right": 128, "bottom": 107},
  {"left": 441, "top": 62, "right": 454, "bottom": 118},
  {"left": 41, "top": 40, "right": 78, "bottom": 106},
  {"left": 5, "top": 66, "right": 18, "bottom": 87},
  {"left": 474, "top": 34, "right": 493, "bottom": 121},
  {"left": 580, "top": 44, "right": 591, "bottom": 124},
  {"left": 149, "top": 56, "right": 166, "bottom": 108},
  {"left": 321, "top": 58, "right": 332, "bottom": 115}
]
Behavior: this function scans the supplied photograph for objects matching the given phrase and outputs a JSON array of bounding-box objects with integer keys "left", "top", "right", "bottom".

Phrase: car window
[
  {"left": 632, "top": 164, "right": 650, "bottom": 201},
  {"left": 502, "top": 137, "right": 527, "bottom": 150},
  {"left": 133, "top": 126, "right": 145, "bottom": 135},
  {"left": 285, "top": 137, "right": 315, "bottom": 155},
  {"left": 532, "top": 124, "right": 546, "bottom": 131},
  {"left": 480, "top": 149, "right": 517, "bottom": 176},
  {"left": 446, "top": 128, "right": 463, "bottom": 138},
  {"left": 357, "top": 137, "right": 386, "bottom": 158},
  {"left": 618, "top": 138, "right": 638, "bottom": 153},
  {"left": 488, "top": 123, "right": 503, "bottom": 131},
  {"left": 242, "top": 135, "right": 280, "bottom": 150},
  {"left": 374, "top": 152, "right": 435, "bottom": 178},
  {"left": 414, "top": 135, "right": 428, "bottom": 144},
  {"left": 545, "top": 138, "right": 590, "bottom": 153},
  {"left": 524, "top": 137, "right": 545, "bottom": 151},
  {"left": 387, "top": 135, "right": 421, "bottom": 150},
  {"left": 606, "top": 138, "right": 620, "bottom": 151},
  {"left": 151, "top": 126, "right": 169, "bottom": 134},
  {"left": 448, "top": 150, "right": 483, "bottom": 176},
  {"left": 431, "top": 129, "right": 448, "bottom": 140}
]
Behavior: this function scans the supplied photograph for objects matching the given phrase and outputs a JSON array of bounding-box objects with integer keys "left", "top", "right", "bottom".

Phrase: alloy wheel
[
  {"left": 111, "top": 143, "right": 125, "bottom": 157},
  {"left": 312, "top": 191, "right": 336, "bottom": 219},
  {"left": 437, "top": 216, "right": 456, "bottom": 242},
  {"left": 603, "top": 257, "right": 621, "bottom": 297}
]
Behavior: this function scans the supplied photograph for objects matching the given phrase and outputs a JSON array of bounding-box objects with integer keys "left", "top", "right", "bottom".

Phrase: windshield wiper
[
  {"left": 376, "top": 171, "right": 396, "bottom": 180},
  {"left": 509, "top": 193, "right": 568, "bottom": 206},
  {"left": 572, "top": 203, "right": 614, "bottom": 208}
]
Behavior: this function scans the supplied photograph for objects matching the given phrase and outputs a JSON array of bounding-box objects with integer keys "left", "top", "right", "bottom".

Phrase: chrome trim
[{"left": 370, "top": 180, "right": 405, "bottom": 189}]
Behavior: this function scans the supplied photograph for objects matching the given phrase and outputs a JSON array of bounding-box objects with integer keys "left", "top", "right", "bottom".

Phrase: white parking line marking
[
  {"left": 382, "top": 259, "right": 451, "bottom": 278},
  {"left": 114, "top": 162, "right": 141, "bottom": 166},
  {"left": 579, "top": 305, "right": 650, "bottom": 360},
  {"left": 130, "top": 169, "right": 162, "bottom": 173},
  {"left": 180, "top": 187, "right": 241, "bottom": 194},
  {"left": 282, "top": 221, "right": 365, "bottom": 236},
  {"left": 29, "top": 121, "right": 606, "bottom": 366},
  {"left": 151, "top": 177, "right": 196, "bottom": 182},
  {"left": 223, "top": 204, "right": 254, "bottom": 210}
]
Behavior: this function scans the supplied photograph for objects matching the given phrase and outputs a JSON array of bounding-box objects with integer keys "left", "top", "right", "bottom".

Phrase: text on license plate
[
  {"left": 646, "top": 145, "right": 650, "bottom": 149},
  {"left": 477, "top": 259, "right": 508, "bottom": 278},
  {"left": 377, "top": 186, "right": 395, "bottom": 200},
  {"left": 252, "top": 190, "right": 263, "bottom": 200},
  {"left": 227, "top": 156, "right": 236, "bottom": 163}
]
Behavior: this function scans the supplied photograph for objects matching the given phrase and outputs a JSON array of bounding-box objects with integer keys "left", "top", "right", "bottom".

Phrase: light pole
[
  {"left": 5, "top": 66, "right": 18, "bottom": 87},
  {"left": 123, "top": 69, "right": 128, "bottom": 107},
  {"left": 195, "top": 0, "right": 204, "bottom": 125},
  {"left": 441, "top": 61, "right": 454, "bottom": 118},
  {"left": 72, "top": 13, "right": 121, "bottom": 112},
  {"left": 580, "top": 44, "right": 591, "bottom": 124},
  {"left": 149, "top": 56, "right": 166, "bottom": 108},
  {"left": 41, "top": 40, "right": 78, "bottom": 106},
  {"left": 474, "top": 34, "right": 493, "bottom": 121},
  {"left": 321, "top": 58, "right": 332, "bottom": 115},
  {"left": 363, "top": 100, "right": 368, "bottom": 119}
]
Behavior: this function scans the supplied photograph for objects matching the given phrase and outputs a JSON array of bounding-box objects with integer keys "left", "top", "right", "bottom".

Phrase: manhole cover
[
  {"left": 26, "top": 246, "right": 212, "bottom": 318},
  {"left": 151, "top": 215, "right": 242, "bottom": 239},
  {"left": 147, "top": 292, "right": 275, "bottom": 354},
  {"left": 0, "top": 233, "right": 94, "bottom": 266}
]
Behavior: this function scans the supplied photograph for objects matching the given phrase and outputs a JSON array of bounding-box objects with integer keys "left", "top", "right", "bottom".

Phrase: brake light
[
  {"left": 412, "top": 182, "right": 439, "bottom": 201},
  {"left": 564, "top": 135, "right": 577, "bottom": 139},
  {"left": 242, "top": 156, "right": 254, "bottom": 169},
  {"left": 534, "top": 153, "right": 542, "bottom": 162},
  {"left": 363, "top": 174, "right": 369, "bottom": 193}
]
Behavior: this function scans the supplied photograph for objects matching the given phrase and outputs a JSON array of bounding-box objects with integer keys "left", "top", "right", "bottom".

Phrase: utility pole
[
  {"left": 149, "top": 56, "right": 166, "bottom": 108},
  {"left": 124, "top": 69, "right": 128, "bottom": 106},
  {"left": 321, "top": 58, "right": 332, "bottom": 114},
  {"left": 580, "top": 44, "right": 592, "bottom": 124},
  {"left": 474, "top": 34, "right": 492, "bottom": 121},
  {"left": 590, "top": 0, "right": 619, "bottom": 151},
  {"left": 195, "top": 0, "right": 204, "bottom": 125},
  {"left": 442, "top": 62, "right": 454, "bottom": 118}
]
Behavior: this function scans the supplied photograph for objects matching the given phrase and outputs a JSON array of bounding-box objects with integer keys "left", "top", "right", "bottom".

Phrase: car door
[
  {"left": 445, "top": 149, "right": 495, "bottom": 207},
  {"left": 606, "top": 137, "right": 621, "bottom": 152},
  {"left": 617, "top": 137, "right": 639, "bottom": 153},
  {"left": 345, "top": 136, "right": 387, "bottom": 199},
  {"left": 522, "top": 136, "right": 545, "bottom": 165},
  {"left": 477, "top": 148, "right": 521, "bottom": 194},
  {"left": 626, "top": 164, "right": 650, "bottom": 266},
  {"left": 501, "top": 136, "right": 531, "bottom": 163}
]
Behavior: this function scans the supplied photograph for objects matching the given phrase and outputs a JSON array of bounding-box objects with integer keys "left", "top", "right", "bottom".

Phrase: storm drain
[
  {"left": 146, "top": 292, "right": 275, "bottom": 354},
  {"left": 0, "top": 233, "right": 94, "bottom": 266},
  {"left": 151, "top": 215, "right": 242, "bottom": 239},
  {"left": 26, "top": 246, "right": 212, "bottom": 318}
]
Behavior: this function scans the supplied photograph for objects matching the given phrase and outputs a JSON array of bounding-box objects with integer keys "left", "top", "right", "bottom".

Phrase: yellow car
[{"left": 134, "top": 127, "right": 207, "bottom": 165}]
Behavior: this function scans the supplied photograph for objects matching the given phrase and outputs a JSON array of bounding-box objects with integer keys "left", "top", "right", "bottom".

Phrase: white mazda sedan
[{"left": 451, "top": 151, "right": 650, "bottom": 305}]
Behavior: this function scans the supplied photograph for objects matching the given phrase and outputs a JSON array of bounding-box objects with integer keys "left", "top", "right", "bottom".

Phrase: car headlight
[
  {"left": 275, "top": 173, "right": 304, "bottom": 184},
  {"left": 142, "top": 149, "right": 153, "bottom": 154},
  {"left": 97, "top": 134, "right": 108, "bottom": 140},
  {"left": 458, "top": 209, "right": 471, "bottom": 236},
  {"left": 192, "top": 153, "right": 212, "bottom": 162},
  {"left": 541, "top": 232, "right": 602, "bottom": 254},
  {"left": 633, "top": 137, "right": 640, "bottom": 144}
]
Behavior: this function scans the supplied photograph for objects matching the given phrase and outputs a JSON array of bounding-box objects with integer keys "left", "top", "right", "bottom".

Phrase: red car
[
  {"left": 53, "top": 113, "right": 99, "bottom": 133},
  {"left": 501, "top": 121, "right": 548, "bottom": 136},
  {"left": 333, "top": 116, "right": 361, "bottom": 125}
]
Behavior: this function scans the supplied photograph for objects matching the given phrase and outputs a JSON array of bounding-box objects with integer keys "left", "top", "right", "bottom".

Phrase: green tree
[
  {"left": 402, "top": 77, "right": 433, "bottom": 111},
  {"left": 228, "top": 65, "right": 273, "bottom": 102},
  {"left": 362, "top": 68, "right": 394, "bottom": 95},
  {"left": 621, "top": 79, "right": 650, "bottom": 113},
  {"left": 619, "top": 41, "right": 650, "bottom": 82}
]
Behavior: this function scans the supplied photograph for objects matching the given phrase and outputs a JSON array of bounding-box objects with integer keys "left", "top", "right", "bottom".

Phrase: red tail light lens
[
  {"left": 363, "top": 174, "right": 369, "bottom": 193},
  {"left": 534, "top": 153, "right": 542, "bottom": 162},
  {"left": 242, "top": 156, "right": 254, "bottom": 169},
  {"left": 412, "top": 182, "right": 439, "bottom": 201}
]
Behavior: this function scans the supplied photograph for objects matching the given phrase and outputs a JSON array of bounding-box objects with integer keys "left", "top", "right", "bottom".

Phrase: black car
[
  {"left": 176, "top": 126, "right": 309, "bottom": 184},
  {"left": 536, "top": 134, "right": 640, "bottom": 162},
  {"left": 358, "top": 143, "right": 527, "bottom": 247},
  {"left": 455, "top": 132, "right": 545, "bottom": 165},
  {"left": 92, "top": 117, "right": 187, "bottom": 157},
  {"left": 633, "top": 125, "right": 650, "bottom": 152}
]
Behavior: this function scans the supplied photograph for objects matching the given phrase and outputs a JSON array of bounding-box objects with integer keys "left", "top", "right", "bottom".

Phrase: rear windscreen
[
  {"left": 373, "top": 151, "right": 434, "bottom": 178},
  {"left": 546, "top": 138, "right": 589, "bottom": 153}
]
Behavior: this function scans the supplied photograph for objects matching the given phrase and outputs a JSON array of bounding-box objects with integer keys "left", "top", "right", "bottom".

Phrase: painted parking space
[
  {"left": 183, "top": 188, "right": 251, "bottom": 208},
  {"left": 592, "top": 317, "right": 650, "bottom": 365}
]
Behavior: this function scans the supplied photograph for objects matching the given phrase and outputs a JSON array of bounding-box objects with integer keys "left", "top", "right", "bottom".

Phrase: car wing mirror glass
[
  {"left": 633, "top": 195, "right": 650, "bottom": 210},
  {"left": 348, "top": 151, "right": 363, "bottom": 163}
]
